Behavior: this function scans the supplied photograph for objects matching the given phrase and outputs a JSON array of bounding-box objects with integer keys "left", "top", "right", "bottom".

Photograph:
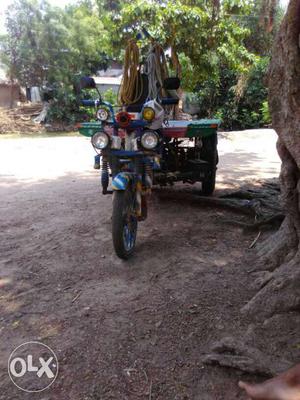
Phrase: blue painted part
[
  {"left": 147, "top": 157, "right": 160, "bottom": 171},
  {"left": 100, "top": 101, "right": 116, "bottom": 123},
  {"left": 112, "top": 172, "right": 133, "bottom": 190},
  {"left": 94, "top": 154, "right": 101, "bottom": 169},
  {"left": 123, "top": 223, "right": 135, "bottom": 251},
  {"left": 81, "top": 99, "right": 116, "bottom": 123},
  {"left": 81, "top": 99, "right": 149, "bottom": 127},
  {"left": 81, "top": 99, "right": 100, "bottom": 107},
  {"left": 153, "top": 159, "right": 161, "bottom": 170},
  {"left": 112, "top": 120, "right": 148, "bottom": 129},
  {"left": 110, "top": 150, "right": 144, "bottom": 157}
]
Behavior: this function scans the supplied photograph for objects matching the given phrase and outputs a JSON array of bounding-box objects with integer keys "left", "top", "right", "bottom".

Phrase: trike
[{"left": 77, "top": 42, "right": 220, "bottom": 259}]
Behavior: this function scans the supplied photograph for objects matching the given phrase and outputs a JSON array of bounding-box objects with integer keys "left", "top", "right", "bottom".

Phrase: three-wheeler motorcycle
[{"left": 77, "top": 76, "right": 220, "bottom": 259}]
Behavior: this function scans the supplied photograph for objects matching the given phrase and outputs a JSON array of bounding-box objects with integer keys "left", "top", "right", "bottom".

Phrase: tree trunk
[
  {"left": 238, "top": 0, "right": 300, "bottom": 320},
  {"left": 269, "top": 0, "right": 300, "bottom": 253},
  {"left": 203, "top": 0, "right": 300, "bottom": 376}
]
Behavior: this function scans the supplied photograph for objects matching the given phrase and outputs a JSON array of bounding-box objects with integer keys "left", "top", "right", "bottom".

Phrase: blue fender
[{"left": 112, "top": 172, "right": 133, "bottom": 191}]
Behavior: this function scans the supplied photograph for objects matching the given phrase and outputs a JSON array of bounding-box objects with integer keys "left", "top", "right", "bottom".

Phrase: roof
[
  {"left": 93, "top": 76, "right": 122, "bottom": 85},
  {"left": 0, "top": 82, "right": 20, "bottom": 87}
]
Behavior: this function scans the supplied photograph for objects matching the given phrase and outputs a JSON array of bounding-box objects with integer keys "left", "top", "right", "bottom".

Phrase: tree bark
[
  {"left": 240, "top": 0, "right": 300, "bottom": 319},
  {"left": 269, "top": 0, "right": 300, "bottom": 253},
  {"left": 203, "top": 1, "right": 300, "bottom": 376}
]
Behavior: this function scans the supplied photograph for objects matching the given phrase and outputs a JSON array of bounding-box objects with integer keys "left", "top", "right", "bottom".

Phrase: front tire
[{"left": 112, "top": 190, "right": 138, "bottom": 259}]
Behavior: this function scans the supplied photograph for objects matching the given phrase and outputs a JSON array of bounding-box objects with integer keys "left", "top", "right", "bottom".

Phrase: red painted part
[
  {"left": 104, "top": 126, "right": 188, "bottom": 139},
  {"left": 116, "top": 111, "right": 132, "bottom": 128},
  {"left": 162, "top": 127, "right": 188, "bottom": 139}
]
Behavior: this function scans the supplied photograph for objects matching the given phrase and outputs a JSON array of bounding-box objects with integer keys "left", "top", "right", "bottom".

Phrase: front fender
[{"left": 112, "top": 172, "right": 134, "bottom": 191}]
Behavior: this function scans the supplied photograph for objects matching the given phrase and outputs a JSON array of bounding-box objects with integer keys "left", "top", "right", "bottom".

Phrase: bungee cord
[
  {"left": 146, "top": 43, "right": 169, "bottom": 100},
  {"left": 119, "top": 39, "right": 143, "bottom": 105}
]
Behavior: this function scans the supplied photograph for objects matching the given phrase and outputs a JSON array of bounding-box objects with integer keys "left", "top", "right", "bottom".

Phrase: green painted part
[
  {"left": 77, "top": 119, "right": 222, "bottom": 139},
  {"left": 78, "top": 122, "right": 102, "bottom": 137},
  {"left": 186, "top": 119, "right": 221, "bottom": 138}
]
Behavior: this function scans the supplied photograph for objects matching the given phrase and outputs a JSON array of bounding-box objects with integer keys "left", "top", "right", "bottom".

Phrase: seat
[
  {"left": 126, "top": 104, "right": 144, "bottom": 112},
  {"left": 161, "top": 98, "right": 179, "bottom": 106}
]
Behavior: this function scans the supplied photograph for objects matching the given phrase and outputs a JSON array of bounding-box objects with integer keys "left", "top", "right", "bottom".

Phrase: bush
[
  {"left": 261, "top": 101, "right": 271, "bottom": 125},
  {"left": 235, "top": 57, "right": 269, "bottom": 129},
  {"left": 47, "top": 86, "right": 97, "bottom": 124},
  {"left": 47, "top": 87, "right": 81, "bottom": 124},
  {"left": 192, "top": 57, "right": 269, "bottom": 130},
  {"left": 102, "top": 88, "right": 118, "bottom": 105},
  {"left": 47, "top": 86, "right": 119, "bottom": 124}
]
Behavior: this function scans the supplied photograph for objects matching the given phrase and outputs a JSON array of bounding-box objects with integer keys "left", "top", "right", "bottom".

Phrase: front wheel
[{"left": 112, "top": 190, "right": 138, "bottom": 259}]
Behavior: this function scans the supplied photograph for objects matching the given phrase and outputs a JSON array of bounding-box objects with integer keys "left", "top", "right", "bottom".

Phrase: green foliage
[
  {"left": 47, "top": 86, "right": 97, "bottom": 123},
  {"left": 96, "top": 0, "right": 278, "bottom": 130},
  {"left": 46, "top": 87, "right": 79, "bottom": 123},
  {"left": 101, "top": 0, "right": 256, "bottom": 82},
  {"left": 0, "top": 0, "right": 67, "bottom": 86},
  {"left": 243, "top": 0, "right": 284, "bottom": 56},
  {"left": 194, "top": 57, "right": 270, "bottom": 130},
  {"left": 261, "top": 101, "right": 271, "bottom": 125},
  {"left": 0, "top": 0, "right": 110, "bottom": 86},
  {"left": 102, "top": 88, "right": 118, "bottom": 105},
  {"left": 0, "top": 0, "right": 282, "bottom": 127}
]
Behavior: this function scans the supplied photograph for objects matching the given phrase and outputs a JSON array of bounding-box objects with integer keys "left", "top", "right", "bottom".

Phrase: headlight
[
  {"left": 96, "top": 108, "right": 109, "bottom": 121},
  {"left": 142, "top": 107, "right": 155, "bottom": 122},
  {"left": 91, "top": 132, "right": 109, "bottom": 149},
  {"left": 141, "top": 130, "right": 159, "bottom": 150}
]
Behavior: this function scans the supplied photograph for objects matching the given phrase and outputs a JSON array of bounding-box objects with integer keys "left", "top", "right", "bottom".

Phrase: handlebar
[
  {"left": 81, "top": 99, "right": 100, "bottom": 107},
  {"left": 80, "top": 99, "right": 116, "bottom": 123}
]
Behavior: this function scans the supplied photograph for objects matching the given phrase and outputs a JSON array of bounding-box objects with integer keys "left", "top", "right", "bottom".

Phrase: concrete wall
[{"left": 97, "top": 84, "right": 120, "bottom": 95}]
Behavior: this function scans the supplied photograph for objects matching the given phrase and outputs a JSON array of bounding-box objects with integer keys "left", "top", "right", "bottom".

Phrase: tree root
[
  {"left": 241, "top": 256, "right": 300, "bottom": 320},
  {"left": 156, "top": 190, "right": 259, "bottom": 215},
  {"left": 219, "top": 180, "right": 282, "bottom": 229},
  {"left": 224, "top": 214, "right": 284, "bottom": 232},
  {"left": 250, "top": 217, "right": 298, "bottom": 272},
  {"left": 203, "top": 337, "right": 292, "bottom": 377},
  {"left": 156, "top": 178, "right": 283, "bottom": 231}
]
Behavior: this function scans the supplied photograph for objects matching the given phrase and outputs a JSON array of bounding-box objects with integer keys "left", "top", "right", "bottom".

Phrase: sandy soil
[{"left": 0, "top": 129, "right": 281, "bottom": 400}]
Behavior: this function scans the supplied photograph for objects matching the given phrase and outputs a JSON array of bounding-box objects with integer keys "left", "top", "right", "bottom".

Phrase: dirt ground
[{"left": 0, "top": 129, "right": 281, "bottom": 400}]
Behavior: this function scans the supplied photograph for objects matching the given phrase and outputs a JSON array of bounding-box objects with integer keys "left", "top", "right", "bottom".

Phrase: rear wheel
[
  {"left": 202, "top": 154, "right": 217, "bottom": 195},
  {"left": 201, "top": 134, "right": 218, "bottom": 196},
  {"left": 112, "top": 189, "right": 138, "bottom": 259}
]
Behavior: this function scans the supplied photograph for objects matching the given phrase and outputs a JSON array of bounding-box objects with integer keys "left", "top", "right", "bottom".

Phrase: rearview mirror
[
  {"left": 79, "top": 76, "right": 96, "bottom": 90},
  {"left": 163, "top": 77, "right": 180, "bottom": 91}
]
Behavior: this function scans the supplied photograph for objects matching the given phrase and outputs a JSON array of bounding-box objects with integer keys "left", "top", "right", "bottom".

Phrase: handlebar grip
[{"left": 81, "top": 99, "right": 99, "bottom": 107}]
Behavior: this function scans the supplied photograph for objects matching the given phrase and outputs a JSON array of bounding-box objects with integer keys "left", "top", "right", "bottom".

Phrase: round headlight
[
  {"left": 91, "top": 132, "right": 109, "bottom": 149},
  {"left": 141, "top": 131, "right": 159, "bottom": 150},
  {"left": 96, "top": 108, "right": 109, "bottom": 121},
  {"left": 142, "top": 107, "right": 155, "bottom": 122}
]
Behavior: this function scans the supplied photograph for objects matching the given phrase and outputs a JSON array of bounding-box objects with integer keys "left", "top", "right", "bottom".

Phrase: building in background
[
  {"left": 93, "top": 76, "right": 122, "bottom": 95},
  {"left": 0, "top": 65, "right": 24, "bottom": 108},
  {"left": 0, "top": 82, "right": 22, "bottom": 108},
  {"left": 94, "top": 61, "right": 122, "bottom": 95}
]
